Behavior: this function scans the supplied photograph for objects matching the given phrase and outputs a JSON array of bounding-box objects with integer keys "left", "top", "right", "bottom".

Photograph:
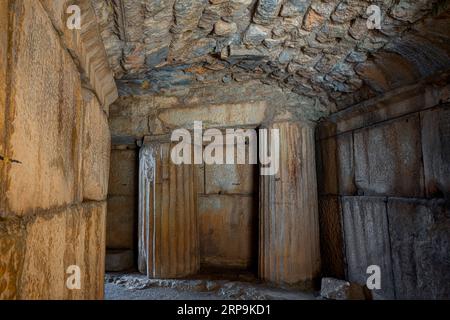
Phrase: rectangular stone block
[
  {"left": 107, "top": 195, "right": 136, "bottom": 250},
  {"left": 318, "top": 133, "right": 356, "bottom": 196},
  {"left": 108, "top": 149, "right": 138, "bottom": 197},
  {"left": 0, "top": 201, "right": 106, "bottom": 300},
  {"left": 318, "top": 196, "right": 345, "bottom": 279},
  {"left": 342, "top": 196, "right": 395, "bottom": 299},
  {"left": 387, "top": 198, "right": 450, "bottom": 299},
  {"left": 4, "top": 0, "right": 83, "bottom": 216},
  {"left": 157, "top": 101, "right": 267, "bottom": 129},
  {"left": 421, "top": 105, "right": 450, "bottom": 198},
  {"left": 109, "top": 115, "right": 150, "bottom": 138},
  {"left": 198, "top": 195, "right": 257, "bottom": 268},
  {"left": 205, "top": 164, "right": 256, "bottom": 195},
  {"left": 82, "top": 90, "right": 110, "bottom": 201},
  {"left": 354, "top": 115, "right": 424, "bottom": 197}
]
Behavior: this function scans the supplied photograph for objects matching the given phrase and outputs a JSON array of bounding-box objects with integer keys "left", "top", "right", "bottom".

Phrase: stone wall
[
  {"left": 108, "top": 79, "right": 323, "bottom": 272},
  {"left": 317, "top": 74, "right": 450, "bottom": 299},
  {"left": 0, "top": 0, "right": 117, "bottom": 299},
  {"left": 198, "top": 144, "right": 258, "bottom": 270}
]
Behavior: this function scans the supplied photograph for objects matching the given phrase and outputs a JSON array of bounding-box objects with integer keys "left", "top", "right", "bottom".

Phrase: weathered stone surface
[
  {"left": 138, "top": 142, "right": 199, "bottom": 278},
  {"left": 260, "top": 122, "right": 321, "bottom": 286},
  {"left": 82, "top": 90, "right": 111, "bottom": 201},
  {"left": 108, "top": 149, "right": 138, "bottom": 197},
  {"left": 158, "top": 101, "right": 268, "bottom": 130},
  {"left": 320, "top": 277, "right": 368, "bottom": 300},
  {"left": 387, "top": 198, "right": 450, "bottom": 299},
  {"left": 214, "top": 20, "right": 238, "bottom": 36},
  {"left": 421, "top": 105, "right": 450, "bottom": 198},
  {"left": 198, "top": 195, "right": 257, "bottom": 268},
  {"left": 40, "top": 0, "right": 118, "bottom": 109},
  {"left": 253, "top": 0, "right": 282, "bottom": 25},
  {"left": 106, "top": 195, "right": 136, "bottom": 250},
  {"left": 353, "top": 115, "right": 424, "bottom": 197},
  {"left": 205, "top": 163, "right": 255, "bottom": 195},
  {"left": 106, "top": 249, "right": 134, "bottom": 272},
  {"left": 92, "top": 0, "right": 450, "bottom": 109},
  {"left": 318, "top": 132, "right": 355, "bottom": 196},
  {"left": 318, "top": 196, "right": 345, "bottom": 279},
  {"left": 0, "top": 0, "right": 8, "bottom": 213},
  {"left": 341, "top": 196, "right": 395, "bottom": 299},
  {"left": 3, "top": 0, "right": 83, "bottom": 216},
  {"left": 0, "top": 201, "right": 106, "bottom": 300}
]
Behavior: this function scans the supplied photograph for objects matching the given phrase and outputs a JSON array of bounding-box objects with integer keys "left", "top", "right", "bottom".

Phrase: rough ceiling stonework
[{"left": 92, "top": 0, "right": 450, "bottom": 111}]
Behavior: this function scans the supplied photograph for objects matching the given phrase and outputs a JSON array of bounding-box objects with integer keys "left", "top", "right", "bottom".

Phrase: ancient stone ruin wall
[
  {"left": 108, "top": 83, "right": 322, "bottom": 284},
  {"left": 317, "top": 74, "right": 450, "bottom": 299},
  {"left": 0, "top": 0, "right": 117, "bottom": 299}
]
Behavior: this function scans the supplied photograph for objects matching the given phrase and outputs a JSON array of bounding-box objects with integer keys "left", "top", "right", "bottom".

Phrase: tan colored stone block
[
  {"left": 0, "top": 221, "right": 26, "bottom": 300},
  {"left": 4, "top": 0, "right": 83, "bottom": 216},
  {"left": 39, "top": 0, "right": 118, "bottom": 110},
  {"left": 205, "top": 164, "right": 256, "bottom": 195},
  {"left": 106, "top": 195, "right": 135, "bottom": 249},
  {"left": 82, "top": 90, "right": 111, "bottom": 201},
  {"left": 109, "top": 115, "right": 150, "bottom": 138},
  {"left": 1, "top": 201, "right": 106, "bottom": 300},
  {"left": 157, "top": 101, "right": 267, "bottom": 129},
  {"left": 354, "top": 115, "right": 424, "bottom": 197},
  {"left": 0, "top": 0, "right": 8, "bottom": 213},
  {"left": 198, "top": 195, "right": 257, "bottom": 268},
  {"left": 421, "top": 105, "right": 450, "bottom": 197},
  {"left": 108, "top": 149, "right": 137, "bottom": 197}
]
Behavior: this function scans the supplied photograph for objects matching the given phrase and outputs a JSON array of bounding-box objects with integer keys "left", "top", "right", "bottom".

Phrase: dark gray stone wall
[{"left": 316, "top": 80, "right": 450, "bottom": 299}]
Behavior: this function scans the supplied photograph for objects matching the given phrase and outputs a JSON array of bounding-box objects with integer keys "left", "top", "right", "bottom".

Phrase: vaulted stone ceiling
[{"left": 92, "top": 0, "right": 450, "bottom": 112}]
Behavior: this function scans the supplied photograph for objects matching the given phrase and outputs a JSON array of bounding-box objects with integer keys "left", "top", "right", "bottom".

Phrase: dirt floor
[{"left": 104, "top": 271, "right": 318, "bottom": 300}]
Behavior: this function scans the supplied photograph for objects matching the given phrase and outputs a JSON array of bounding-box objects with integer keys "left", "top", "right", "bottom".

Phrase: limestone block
[
  {"left": 106, "top": 195, "right": 136, "bottom": 250},
  {"left": 157, "top": 101, "right": 267, "bottom": 129},
  {"left": 108, "top": 149, "right": 137, "bottom": 197},
  {"left": 138, "top": 142, "right": 199, "bottom": 278},
  {"left": 354, "top": 115, "right": 424, "bottom": 197},
  {"left": 259, "top": 122, "right": 321, "bottom": 286},
  {"left": 40, "top": 0, "right": 118, "bottom": 110},
  {"left": 341, "top": 196, "right": 395, "bottom": 299},
  {"left": 205, "top": 164, "right": 256, "bottom": 195},
  {"left": 387, "top": 198, "right": 450, "bottom": 299},
  {"left": 318, "top": 196, "right": 345, "bottom": 279},
  {"left": 0, "top": 221, "right": 26, "bottom": 300},
  {"left": 421, "top": 105, "right": 450, "bottom": 198},
  {"left": 198, "top": 195, "right": 257, "bottom": 268},
  {"left": 4, "top": 0, "right": 83, "bottom": 216},
  {"left": 0, "top": 201, "right": 106, "bottom": 300},
  {"left": 82, "top": 90, "right": 110, "bottom": 201},
  {"left": 109, "top": 115, "right": 150, "bottom": 138}
]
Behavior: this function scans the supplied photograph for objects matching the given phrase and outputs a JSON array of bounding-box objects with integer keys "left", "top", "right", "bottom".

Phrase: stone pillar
[
  {"left": 259, "top": 121, "right": 321, "bottom": 286},
  {"left": 138, "top": 139, "right": 199, "bottom": 278}
]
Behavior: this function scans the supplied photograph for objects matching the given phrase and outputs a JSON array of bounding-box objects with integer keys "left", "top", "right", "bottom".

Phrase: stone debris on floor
[{"left": 104, "top": 273, "right": 317, "bottom": 300}]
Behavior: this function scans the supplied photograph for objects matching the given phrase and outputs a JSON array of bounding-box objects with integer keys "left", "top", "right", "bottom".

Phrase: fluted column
[
  {"left": 259, "top": 121, "right": 321, "bottom": 286},
  {"left": 138, "top": 140, "right": 199, "bottom": 278}
]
